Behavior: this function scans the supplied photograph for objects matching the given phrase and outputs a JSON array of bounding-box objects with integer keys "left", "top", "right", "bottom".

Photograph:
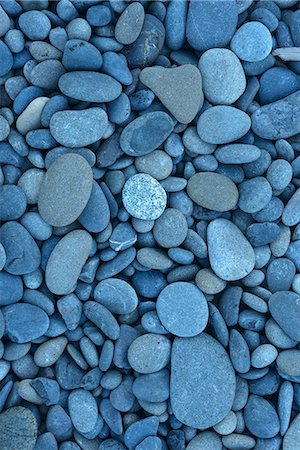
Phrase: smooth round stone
[
  {"left": 266, "top": 258, "right": 295, "bottom": 292},
  {"left": 38, "top": 154, "right": 93, "bottom": 227},
  {"left": 267, "top": 159, "right": 292, "bottom": 191},
  {"left": 187, "top": 172, "right": 238, "bottom": 212},
  {"left": 231, "top": 22, "right": 272, "bottom": 62},
  {"left": 78, "top": 181, "right": 110, "bottom": 233},
  {"left": 68, "top": 389, "right": 98, "bottom": 434},
  {"left": 94, "top": 278, "right": 138, "bottom": 315},
  {"left": 19, "top": 11, "right": 50, "bottom": 40},
  {"left": 135, "top": 150, "right": 173, "bottom": 181},
  {"left": 59, "top": 71, "right": 121, "bottom": 103},
  {"left": 246, "top": 223, "right": 281, "bottom": 247},
  {"left": 197, "top": 106, "right": 251, "bottom": 144},
  {"left": 0, "top": 40, "right": 13, "bottom": 77},
  {"left": 215, "top": 144, "right": 261, "bottom": 164},
  {"left": 199, "top": 49, "right": 246, "bottom": 105},
  {"left": 259, "top": 67, "right": 299, "bottom": 105},
  {"left": 3, "top": 303, "right": 49, "bottom": 343},
  {"left": 244, "top": 395, "right": 280, "bottom": 438},
  {"left": 122, "top": 174, "right": 167, "bottom": 220},
  {"left": 137, "top": 248, "right": 172, "bottom": 270},
  {"left": 277, "top": 350, "right": 300, "bottom": 382},
  {"left": 213, "top": 411, "right": 237, "bottom": 436},
  {"left": 115, "top": 2, "right": 145, "bottom": 45},
  {"left": 140, "top": 65, "right": 203, "bottom": 124},
  {"left": 34, "top": 336, "right": 68, "bottom": 368},
  {"left": 187, "top": 431, "right": 222, "bottom": 450},
  {"left": 157, "top": 282, "right": 208, "bottom": 337},
  {"left": 0, "top": 115, "right": 10, "bottom": 141},
  {"left": 0, "top": 221, "right": 41, "bottom": 275},
  {"left": 195, "top": 268, "right": 226, "bottom": 295},
  {"left": 222, "top": 434, "right": 256, "bottom": 449},
  {"left": 127, "top": 333, "right": 171, "bottom": 374},
  {"left": 0, "top": 243, "right": 6, "bottom": 271},
  {"left": 0, "top": 272, "right": 23, "bottom": 305},
  {"left": 171, "top": 333, "right": 236, "bottom": 429},
  {"left": 120, "top": 112, "right": 174, "bottom": 157},
  {"left": 269, "top": 291, "right": 300, "bottom": 342},
  {"left": 186, "top": 0, "right": 238, "bottom": 51},
  {"left": 0, "top": 407, "right": 38, "bottom": 450},
  {"left": 50, "top": 108, "right": 108, "bottom": 148},
  {"left": 45, "top": 230, "right": 92, "bottom": 295},
  {"left": 0, "top": 185, "right": 27, "bottom": 221},
  {"left": 153, "top": 208, "right": 188, "bottom": 248},
  {"left": 238, "top": 177, "right": 272, "bottom": 213},
  {"left": 207, "top": 218, "right": 255, "bottom": 281},
  {"left": 251, "top": 344, "right": 278, "bottom": 368},
  {"left": 16, "top": 97, "right": 49, "bottom": 136},
  {"left": 62, "top": 39, "right": 102, "bottom": 71},
  {"left": 282, "top": 188, "right": 300, "bottom": 226},
  {"left": 283, "top": 414, "right": 300, "bottom": 450},
  {"left": 17, "top": 169, "right": 45, "bottom": 204}
]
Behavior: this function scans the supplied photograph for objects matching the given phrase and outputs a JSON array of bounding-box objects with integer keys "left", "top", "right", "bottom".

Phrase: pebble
[
  {"left": 0, "top": 185, "right": 27, "bottom": 221},
  {"left": 140, "top": 65, "right": 203, "bottom": 124},
  {"left": 124, "top": 416, "right": 159, "bottom": 450},
  {"left": 277, "top": 349, "right": 300, "bottom": 382},
  {"left": 282, "top": 188, "right": 300, "bottom": 226},
  {"left": 187, "top": 172, "right": 238, "bottom": 212},
  {"left": 115, "top": 2, "right": 145, "bottom": 45},
  {"left": 127, "top": 334, "right": 171, "bottom": 374},
  {"left": 269, "top": 291, "right": 300, "bottom": 341},
  {"left": 283, "top": 414, "right": 300, "bottom": 450},
  {"left": 3, "top": 303, "right": 49, "bottom": 343},
  {"left": 197, "top": 106, "right": 251, "bottom": 144},
  {"left": 135, "top": 150, "right": 173, "bottom": 181},
  {"left": 94, "top": 278, "right": 138, "bottom": 315},
  {"left": 122, "top": 174, "right": 167, "bottom": 220},
  {"left": 259, "top": 67, "right": 299, "bottom": 104},
  {"left": 62, "top": 39, "right": 102, "bottom": 71},
  {"left": 0, "top": 41, "right": 13, "bottom": 77},
  {"left": 0, "top": 406, "right": 38, "bottom": 450},
  {"left": 199, "top": 49, "right": 246, "bottom": 105},
  {"left": 231, "top": 22, "right": 272, "bottom": 62},
  {"left": 215, "top": 144, "right": 261, "bottom": 164},
  {"left": 68, "top": 389, "right": 98, "bottom": 434},
  {"left": 238, "top": 177, "right": 272, "bottom": 213},
  {"left": 171, "top": 333, "right": 236, "bottom": 428},
  {"left": 207, "top": 219, "right": 255, "bottom": 281},
  {"left": 78, "top": 181, "right": 110, "bottom": 233},
  {"left": 120, "top": 112, "right": 174, "bottom": 157},
  {"left": 50, "top": 108, "right": 108, "bottom": 148},
  {"left": 16, "top": 96, "right": 49, "bottom": 135},
  {"left": 156, "top": 282, "right": 208, "bottom": 337},
  {"left": 153, "top": 208, "right": 188, "bottom": 248},
  {"left": 84, "top": 301, "right": 120, "bottom": 340},
  {"left": 45, "top": 230, "right": 92, "bottom": 295},
  {"left": 244, "top": 395, "right": 280, "bottom": 438}
]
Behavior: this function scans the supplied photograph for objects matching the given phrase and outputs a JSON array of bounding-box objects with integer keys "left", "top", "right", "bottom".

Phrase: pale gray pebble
[
  {"left": 109, "top": 222, "right": 137, "bottom": 251},
  {"left": 114, "top": 2, "right": 145, "bottom": 45},
  {"left": 128, "top": 333, "right": 171, "bottom": 374},
  {"left": 57, "top": 294, "right": 82, "bottom": 331},
  {"left": 34, "top": 336, "right": 67, "bottom": 367},
  {"left": 17, "top": 168, "right": 45, "bottom": 204},
  {"left": 238, "top": 177, "right": 272, "bottom": 213},
  {"left": 94, "top": 278, "right": 138, "bottom": 315},
  {"left": 132, "top": 369, "right": 169, "bottom": 403},
  {"left": 137, "top": 248, "right": 173, "bottom": 270},
  {"left": 68, "top": 389, "right": 98, "bottom": 434},
  {"left": 222, "top": 433, "right": 256, "bottom": 449},
  {"left": 84, "top": 301, "right": 120, "bottom": 340},
  {"left": 135, "top": 150, "right": 173, "bottom": 181},
  {"left": 251, "top": 344, "right": 278, "bottom": 368},
  {"left": 153, "top": 208, "right": 188, "bottom": 248},
  {"left": 124, "top": 416, "right": 159, "bottom": 450},
  {"left": 186, "top": 431, "right": 222, "bottom": 450},
  {"left": 196, "top": 268, "right": 226, "bottom": 294},
  {"left": 231, "top": 22, "right": 272, "bottom": 62},
  {"left": 283, "top": 413, "right": 300, "bottom": 449}
]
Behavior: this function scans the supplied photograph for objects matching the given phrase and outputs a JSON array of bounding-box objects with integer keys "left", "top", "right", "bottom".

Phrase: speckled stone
[
  {"left": 3, "top": 303, "right": 49, "bottom": 343},
  {"left": 283, "top": 414, "right": 300, "bottom": 450},
  {"left": 128, "top": 333, "right": 171, "bottom": 374},
  {"left": 269, "top": 291, "right": 300, "bottom": 342},
  {"left": 0, "top": 407, "right": 38, "bottom": 450},
  {"left": 231, "top": 22, "right": 272, "bottom": 62},
  {"left": 115, "top": 2, "right": 145, "bottom": 45}
]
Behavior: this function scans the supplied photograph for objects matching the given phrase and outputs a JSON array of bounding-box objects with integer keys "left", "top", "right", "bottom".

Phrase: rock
[
  {"left": 0, "top": 243, "right": 6, "bottom": 271},
  {"left": 0, "top": 185, "right": 27, "bottom": 220},
  {"left": 17, "top": 169, "right": 45, "bottom": 204},
  {"left": 62, "top": 39, "right": 102, "bottom": 71},
  {"left": 153, "top": 208, "right": 188, "bottom": 248},
  {"left": 259, "top": 67, "right": 299, "bottom": 104},
  {"left": 231, "top": 22, "right": 272, "bottom": 62},
  {"left": 187, "top": 432, "right": 222, "bottom": 450},
  {"left": 38, "top": 154, "right": 93, "bottom": 227},
  {"left": 207, "top": 218, "right": 255, "bottom": 281},
  {"left": 3, "top": 303, "right": 49, "bottom": 343},
  {"left": 124, "top": 416, "right": 159, "bottom": 450},
  {"left": 222, "top": 434, "right": 256, "bottom": 449},
  {"left": 94, "top": 278, "right": 138, "bottom": 315},
  {"left": 283, "top": 414, "right": 300, "bottom": 450},
  {"left": 109, "top": 222, "right": 137, "bottom": 252},
  {"left": 0, "top": 221, "right": 41, "bottom": 275},
  {"left": 135, "top": 150, "right": 173, "bottom": 181},
  {"left": 120, "top": 112, "right": 174, "bottom": 157},
  {"left": 282, "top": 188, "right": 300, "bottom": 226},
  {"left": 215, "top": 144, "right": 261, "bottom": 164},
  {"left": 267, "top": 159, "right": 292, "bottom": 191},
  {"left": 34, "top": 336, "right": 68, "bottom": 367},
  {"left": 269, "top": 291, "right": 300, "bottom": 341},
  {"left": 57, "top": 294, "right": 82, "bottom": 331},
  {"left": 127, "top": 333, "right": 171, "bottom": 374},
  {"left": 132, "top": 369, "right": 169, "bottom": 403},
  {"left": 78, "top": 181, "right": 110, "bottom": 233},
  {"left": 30, "top": 378, "right": 60, "bottom": 406},
  {"left": 122, "top": 174, "right": 167, "bottom": 220},
  {"left": 0, "top": 272, "right": 23, "bottom": 306},
  {"left": 0, "top": 407, "right": 38, "bottom": 450},
  {"left": 68, "top": 389, "right": 98, "bottom": 434},
  {"left": 199, "top": 49, "right": 246, "bottom": 105},
  {"left": 156, "top": 281, "right": 208, "bottom": 337},
  {"left": 246, "top": 223, "right": 281, "bottom": 247},
  {"left": 0, "top": 40, "right": 13, "bottom": 77},
  {"left": 30, "top": 60, "right": 65, "bottom": 90},
  {"left": 252, "top": 90, "right": 300, "bottom": 139},
  {"left": 165, "top": 0, "right": 187, "bottom": 51},
  {"left": 277, "top": 350, "right": 300, "bottom": 382},
  {"left": 102, "top": 52, "right": 133, "bottom": 85},
  {"left": 115, "top": 2, "right": 145, "bottom": 45},
  {"left": 266, "top": 258, "right": 295, "bottom": 292},
  {"left": 140, "top": 65, "right": 203, "bottom": 124},
  {"left": 238, "top": 177, "right": 272, "bottom": 213},
  {"left": 187, "top": 172, "right": 238, "bottom": 212},
  {"left": 0, "top": 115, "right": 10, "bottom": 141},
  {"left": 59, "top": 71, "right": 122, "bottom": 103},
  {"left": 195, "top": 268, "right": 226, "bottom": 295},
  {"left": 244, "top": 395, "right": 280, "bottom": 438},
  {"left": 197, "top": 106, "right": 251, "bottom": 144},
  {"left": 16, "top": 97, "right": 49, "bottom": 135},
  {"left": 171, "top": 333, "right": 236, "bottom": 429},
  {"left": 186, "top": 1, "right": 238, "bottom": 51},
  {"left": 45, "top": 230, "right": 92, "bottom": 295},
  {"left": 84, "top": 301, "right": 120, "bottom": 340},
  {"left": 18, "top": 11, "right": 50, "bottom": 40},
  {"left": 251, "top": 344, "right": 278, "bottom": 369},
  {"left": 50, "top": 108, "right": 108, "bottom": 148}
]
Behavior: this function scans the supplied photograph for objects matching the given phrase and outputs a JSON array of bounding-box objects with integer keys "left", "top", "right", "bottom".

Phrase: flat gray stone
[
  {"left": 0, "top": 407, "right": 38, "bottom": 450},
  {"left": 215, "top": 144, "right": 261, "bottom": 164},
  {"left": 187, "top": 172, "right": 238, "bottom": 212},
  {"left": 45, "top": 230, "right": 92, "bottom": 295},
  {"left": 244, "top": 395, "right": 280, "bottom": 438},
  {"left": 283, "top": 413, "right": 300, "bottom": 450},
  {"left": 59, "top": 71, "right": 122, "bottom": 103},
  {"left": 238, "top": 177, "right": 272, "bottom": 214},
  {"left": 115, "top": 2, "right": 145, "bottom": 45},
  {"left": 34, "top": 336, "right": 68, "bottom": 368},
  {"left": 68, "top": 389, "right": 98, "bottom": 434},
  {"left": 252, "top": 90, "right": 300, "bottom": 139},
  {"left": 207, "top": 218, "right": 255, "bottom": 281},
  {"left": 38, "top": 154, "right": 93, "bottom": 227},
  {"left": 231, "top": 21, "right": 272, "bottom": 62},
  {"left": 197, "top": 106, "right": 251, "bottom": 144},
  {"left": 269, "top": 291, "right": 300, "bottom": 341},
  {"left": 50, "top": 108, "right": 108, "bottom": 148},
  {"left": 139, "top": 65, "right": 203, "bottom": 124},
  {"left": 153, "top": 208, "right": 188, "bottom": 248},
  {"left": 171, "top": 333, "right": 236, "bottom": 429},
  {"left": 282, "top": 188, "right": 300, "bottom": 226},
  {"left": 199, "top": 49, "right": 246, "bottom": 105},
  {"left": 128, "top": 333, "right": 171, "bottom": 374},
  {"left": 94, "top": 278, "right": 138, "bottom": 315},
  {"left": 122, "top": 174, "right": 167, "bottom": 220},
  {"left": 187, "top": 432, "right": 222, "bottom": 450},
  {"left": 157, "top": 281, "right": 208, "bottom": 337},
  {"left": 3, "top": 303, "right": 49, "bottom": 343}
]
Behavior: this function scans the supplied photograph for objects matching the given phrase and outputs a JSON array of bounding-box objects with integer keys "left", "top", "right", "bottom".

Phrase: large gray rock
[
  {"left": 0, "top": 407, "right": 38, "bottom": 450},
  {"left": 171, "top": 333, "right": 236, "bottom": 429}
]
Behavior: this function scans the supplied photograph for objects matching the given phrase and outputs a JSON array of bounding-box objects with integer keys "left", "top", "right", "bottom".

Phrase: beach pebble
[
  {"left": 0, "top": 185, "right": 27, "bottom": 221},
  {"left": 16, "top": 97, "right": 49, "bottom": 135},
  {"left": 0, "top": 407, "right": 38, "bottom": 450},
  {"left": 269, "top": 291, "right": 300, "bottom": 341},
  {"left": 283, "top": 414, "right": 300, "bottom": 450},
  {"left": 215, "top": 144, "right": 261, "bottom": 164},
  {"left": 238, "top": 177, "right": 272, "bottom": 213},
  {"left": 153, "top": 208, "right": 188, "bottom": 248},
  {"left": 244, "top": 395, "right": 280, "bottom": 438},
  {"left": 128, "top": 334, "right": 171, "bottom": 374},
  {"left": 68, "top": 389, "right": 98, "bottom": 434},
  {"left": 115, "top": 2, "right": 145, "bottom": 45},
  {"left": 94, "top": 278, "right": 138, "bottom": 315},
  {"left": 3, "top": 303, "right": 49, "bottom": 343},
  {"left": 62, "top": 39, "right": 102, "bottom": 71},
  {"left": 259, "top": 67, "right": 299, "bottom": 104},
  {"left": 231, "top": 22, "right": 272, "bottom": 62}
]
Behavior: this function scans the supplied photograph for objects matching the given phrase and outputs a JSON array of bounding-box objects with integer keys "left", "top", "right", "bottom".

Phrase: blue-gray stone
[
  {"left": 102, "top": 51, "right": 133, "bottom": 85},
  {"left": 40, "top": 95, "right": 69, "bottom": 128},
  {"left": 84, "top": 301, "right": 119, "bottom": 340},
  {"left": 266, "top": 258, "right": 296, "bottom": 293},
  {"left": 30, "top": 378, "right": 60, "bottom": 406},
  {"left": 3, "top": 303, "right": 49, "bottom": 343},
  {"left": 128, "top": 333, "right": 171, "bottom": 374},
  {"left": 115, "top": 2, "right": 145, "bottom": 45},
  {"left": 246, "top": 222, "right": 280, "bottom": 247},
  {"left": 113, "top": 324, "right": 141, "bottom": 369},
  {"left": 165, "top": 0, "right": 187, "bottom": 51},
  {"left": 231, "top": 22, "right": 272, "bottom": 63},
  {"left": 259, "top": 67, "right": 299, "bottom": 104},
  {"left": 62, "top": 39, "right": 102, "bottom": 71},
  {"left": 20, "top": 212, "right": 52, "bottom": 241},
  {"left": 124, "top": 416, "right": 159, "bottom": 450},
  {"left": 46, "top": 405, "right": 72, "bottom": 442},
  {"left": 0, "top": 406, "right": 38, "bottom": 450},
  {"left": 0, "top": 40, "right": 13, "bottom": 77},
  {"left": 0, "top": 272, "right": 23, "bottom": 306},
  {"left": 229, "top": 330, "right": 250, "bottom": 374},
  {"left": 238, "top": 177, "right": 272, "bottom": 213},
  {"left": 0, "top": 185, "right": 27, "bottom": 221},
  {"left": 244, "top": 395, "right": 280, "bottom": 438},
  {"left": 19, "top": 11, "right": 51, "bottom": 40},
  {"left": 30, "top": 60, "right": 65, "bottom": 90},
  {"left": 78, "top": 181, "right": 109, "bottom": 233},
  {"left": 269, "top": 291, "right": 300, "bottom": 341},
  {"left": 96, "top": 247, "right": 136, "bottom": 281},
  {"left": 215, "top": 144, "right": 260, "bottom": 164},
  {"left": 94, "top": 278, "right": 138, "bottom": 315},
  {"left": 133, "top": 369, "right": 169, "bottom": 403},
  {"left": 68, "top": 389, "right": 98, "bottom": 434}
]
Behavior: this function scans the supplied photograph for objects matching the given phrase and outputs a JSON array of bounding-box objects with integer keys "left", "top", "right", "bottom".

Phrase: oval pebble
[
  {"left": 238, "top": 177, "right": 272, "bottom": 213},
  {"left": 153, "top": 208, "right": 188, "bottom": 248},
  {"left": 34, "top": 336, "right": 68, "bottom": 368},
  {"left": 215, "top": 144, "right": 261, "bottom": 164},
  {"left": 115, "top": 2, "right": 145, "bottom": 45},
  {"left": 94, "top": 278, "right": 138, "bottom": 315},
  {"left": 127, "top": 334, "right": 171, "bottom": 374},
  {"left": 3, "top": 303, "right": 49, "bottom": 343},
  {"left": 84, "top": 301, "right": 120, "bottom": 340},
  {"left": 269, "top": 291, "right": 300, "bottom": 342},
  {"left": 231, "top": 22, "right": 272, "bottom": 62},
  {"left": 244, "top": 395, "right": 280, "bottom": 438},
  {"left": 0, "top": 185, "right": 27, "bottom": 221},
  {"left": 68, "top": 389, "right": 98, "bottom": 434}
]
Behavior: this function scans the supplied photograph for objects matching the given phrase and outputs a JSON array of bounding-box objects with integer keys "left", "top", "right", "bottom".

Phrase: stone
[
  {"left": 267, "top": 159, "right": 292, "bottom": 191},
  {"left": 45, "top": 230, "right": 92, "bottom": 295},
  {"left": 251, "top": 344, "right": 278, "bottom": 369},
  {"left": 132, "top": 369, "right": 169, "bottom": 403},
  {"left": 171, "top": 333, "right": 236, "bottom": 429},
  {"left": 259, "top": 67, "right": 299, "bottom": 104},
  {"left": 38, "top": 154, "right": 93, "bottom": 227},
  {"left": 269, "top": 291, "right": 300, "bottom": 341},
  {"left": 84, "top": 301, "right": 120, "bottom": 340},
  {"left": 187, "top": 432, "right": 222, "bottom": 450},
  {"left": 120, "top": 112, "right": 174, "bottom": 157},
  {"left": 252, "top": 90, "right": 300, "bottom": 140},
  {"left": 124, "top": 416, "right": 159, "bottom": 450},
  {"left": 197, "top": 106, "right": 251, "bottom": 144},
  {"left": 246, "top": 223, "right": 281, "bottom": 247},
  {"left": 244, "top": 395, "right": 280, "bottom": 438},
  {"left": 0, "top": 115, "right": 10, "bottom": 141},
  {"left": 222, "top": 434, "right": 256, "bottom": 449},
  {"left": 135, "top": 150, "right": 173, "bottom": 181},
  {"left": 94, "top": 278, "right": 138, "bottom": 315},
  {"left": 153, "top": 208, "right": 188, "bottom": 248},
  {"left": 215, "top": 144, "right": 261, "bottom": 164},
  {"left": 3, "top": 303, "right": 49, "bottom": 343},
  {"left": 186, "top": 1, "right": 238, "bottom": 51},
  {"left": 282, "top": 188, "right": 300, "bottom": 226},
  {"left": 199, "top": 49, "right": 246, "bottom": 105},
  {"left": 30, "top": 60, "right": 65, "bottom": 90},
  {"left": 122, "top": 174, "right": 167, "bottom": 220},
  {"left": 196, "top": 268, "right": 226, "bottom": 295},
  {"left": 16, "top": 97, "right": 49, "bottom": 135},
  {"left": 283, "top": 414, "right": 300, "bottom": 450},
  {"left": 231, "top": 22, "right": 272, "bottom": 62},
  {"left": 0, "top": 407, "right": 38, "bottom": 450},
  {"left": 0, "top": 40, "right": 13, "bottom": 77},
  {"left": 59, "top": 71, "right": 122, "bottom": 103},
  {"left": 266, "top": 258, "right": 296, "bottom": 292},
  {"left": 68, "top": 389, "right": 98, "bottom": 434},
  {"left": 109, "top": 222, "right": 137, "bottom": 252},
  {"left": 0, "top": 272, "right": 23, "bottom": 306},
  {"left": 34, "top": 336, "right": 68, "bottom": 368},
  {"left": 140, "top": 65, "right": 203, "bottom": 124},
  {"left": 17, "top": 169, "right": 45, "bottom": 204},
  {"left": 157, "top": 281, "right": 208, "bottom": 337},
  {"left": 0, "top": 185, "right": 27, "bottom": 220},
  {"left": 18, "top": 11, "right": 50, "bottom": 40},
  {"left": 207, "top": 218, "right": 255, "bottom": 281},
  {"left": 187, "top": 172, "right": 238, "bottom": 212},
  {"left": 238, "top": 177, "right": 272, "bottom": 213},
  {"left": 78, "top": 181, "right": 110, "bottom": 233},
  {"left": 50, "top": 108, "right": 108, "bottom": 148},
  {"left": 62, "top": 39, "right": 102, "bottom": 71},
  {"left": 127, "top": 333, "right": 171, "bottom": 374},
  {"left": 115, "top": 2, "right": 145, "bottom": 45},
  {"left": 0, "top": 243, "right": 6, "bottom": 271}
]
